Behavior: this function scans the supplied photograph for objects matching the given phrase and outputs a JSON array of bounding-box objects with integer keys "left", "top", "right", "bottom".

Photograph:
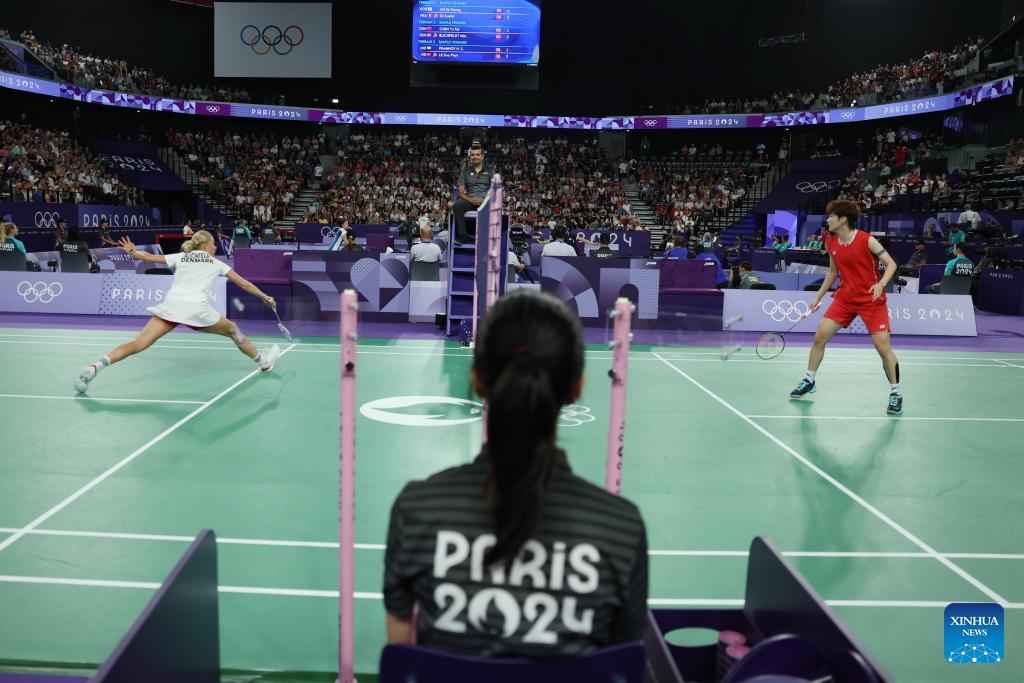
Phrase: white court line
[
  {"left": 0, "top": 345, "right": 296, "bottom": 557},
  {"left": 0, "top": 527, "right": 384, "bottom": 550},
  {"left": 0, "top": 393, "right": 204, "bottom": 406},
  {"left": 992, "top": 358, "right": 1024, "bottom": 369},
  {"left": 652, "top": 351, "right": 1011, "bottom": 607},
  {"left": 1, "top": 338, "right": 1014, "bottom": 367},
  {"left": 1, "top": 575, "right": 1020, "bottom": 608},
  {"left": 2, "top": 527, "right": 1021, "bottom": 560},
  {"left": 747, "top": 415, "right": 1024, "bottom": 423},
  {"left": 653, "top": 356, "right": 1005, "bottom": 367}
]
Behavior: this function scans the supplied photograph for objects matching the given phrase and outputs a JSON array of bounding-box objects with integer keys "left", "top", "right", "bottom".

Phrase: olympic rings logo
[
  {"left": 762, "top": 299, "right": 810, "bottom": 322},
  {"left": 321, "top": 226, "right": 341, "bottom": 238},
  {"left": 17, "top": 281, "right": 63, "bottom": 304},
  {"left": 642, "top": 119, "right": 658, "bottom": 127},
  {"left": 559, "top": 404, "right": 596, "bottom": 428},
  {"left": 34, "top": 211, "right": 62, "bottom": 228},
  {"left": 795, "top": 180, "right": 841, "bottom": 193},
  {"left": 240, "top": 25, "right": 304, "bottom": 56},
  {"left": 204, "top": 105, "right": 221, "bottom": 113},
  {"left": 839, "top": 111, "right": 857, "bottom": 120}
]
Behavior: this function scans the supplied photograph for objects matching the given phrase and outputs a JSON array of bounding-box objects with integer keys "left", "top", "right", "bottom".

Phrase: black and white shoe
[
  {"left": 789, "top": 378, "right": 817, "bottom": 400},
  {"left": 887, "top": 392, "right": 903, "bottom": 415}
]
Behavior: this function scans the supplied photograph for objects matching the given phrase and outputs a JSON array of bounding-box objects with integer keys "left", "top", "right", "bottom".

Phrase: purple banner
[
  {"left": 0, "top": 70, "right": 61, "bottom": 96},
  {"left": 89, "top": 139, "right": 189, "bottom": 191},
  {"left": 0, "top": 201, "right": 160, "bottom": 228},
  {"left": 722, "top": 290, "right": 977, "bottom": 336},
  {"left": 0, "top": 271, "right": 225, "bottom": 316},
  {"left": 0, "top": 65, "right": 1014, "bottom": 130}
]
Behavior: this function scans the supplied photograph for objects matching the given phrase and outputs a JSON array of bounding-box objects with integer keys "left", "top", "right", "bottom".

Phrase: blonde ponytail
[{"left": 182, "top": 229, "right": 214, "bottom": 253}]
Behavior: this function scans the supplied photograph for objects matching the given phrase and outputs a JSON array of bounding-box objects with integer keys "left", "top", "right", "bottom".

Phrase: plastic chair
[
  {"left": 938, "top": 276, "right": 972, "bottom": 295},
  {"left": 0, "top": 247, "right": 27, "bottom": 271},
  {"left": 410, "top": 260, "right": 441, "bottom": 281},
  {"left": 59, "top": 250, "right": 91, "bottom": 273},
  {"left": 379, "top": 641, "right": 645, "bottom": 683}
]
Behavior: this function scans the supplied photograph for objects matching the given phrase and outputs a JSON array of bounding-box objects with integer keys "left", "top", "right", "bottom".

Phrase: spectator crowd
[{"left": 1, "top": 115, "right": 146, "bottom": 206}]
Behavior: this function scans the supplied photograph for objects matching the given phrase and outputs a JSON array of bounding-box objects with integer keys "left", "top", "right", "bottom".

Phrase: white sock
[
  {"left": 100, "top": 355, "right": 111, "bottom": 367},
  {"left": 253, "top": 349, "right": 263, "bottom": 363},
  {"left": 890, "top": 383, "right": 901, "bottom": 395},
  {"left": 805, "top": 371, "right": 816, "bottom": 383}
]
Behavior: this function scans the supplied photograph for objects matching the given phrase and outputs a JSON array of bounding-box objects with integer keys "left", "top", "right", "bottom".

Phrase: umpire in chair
[{"left": 453, "top": 142, "right": 494, "bottom": 244}]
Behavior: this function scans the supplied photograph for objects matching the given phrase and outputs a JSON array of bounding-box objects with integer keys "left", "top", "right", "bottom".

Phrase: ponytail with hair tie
[{"left": 473, "top": 290, "right": 585, "bottom": 568}]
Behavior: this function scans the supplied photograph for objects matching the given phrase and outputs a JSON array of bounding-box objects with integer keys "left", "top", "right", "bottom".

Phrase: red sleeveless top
[{"left": 827, "top": 230, "right": 883, "bottom": 305}]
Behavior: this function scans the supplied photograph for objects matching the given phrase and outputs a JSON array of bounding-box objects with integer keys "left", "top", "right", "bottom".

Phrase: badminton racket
[
  {"left": 271, "top": 306, "right": 293, "bottom": 342},
  {"left": 755, "top": 304, "right": 818, "bottom": 360}
]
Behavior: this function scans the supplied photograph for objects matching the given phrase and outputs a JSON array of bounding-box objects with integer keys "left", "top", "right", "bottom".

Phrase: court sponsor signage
[
  {"left": 0, "top": 271, "right": 225, "bottom": 316},
  {"left": 88, "top": 139, "right": 189, "bottom": 191},
  {"left": 359, "top": 395, "right": 595, "bottom": 428},
  {"left": 0, "top": 202, "right": 161, "bottom": 231},
  {"left": 722, "top": 291, "right": 978, "bottom": 336},
  {"left": 945, "top": 603, "right": 1003, "bottom": 663}
]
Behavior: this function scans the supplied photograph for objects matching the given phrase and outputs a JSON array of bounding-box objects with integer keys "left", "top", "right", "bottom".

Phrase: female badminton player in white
[{"left": 73, "top": 230, "right": 281, "bottom": 393}]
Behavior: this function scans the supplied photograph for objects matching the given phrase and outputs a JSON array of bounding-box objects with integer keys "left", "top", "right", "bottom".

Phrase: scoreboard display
[{"left": 412, "top": 1, "right": 541, "bottom": 65}]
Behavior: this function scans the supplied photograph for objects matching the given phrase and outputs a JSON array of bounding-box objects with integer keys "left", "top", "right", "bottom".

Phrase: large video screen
[{"left": 412, "top": 1, "right": 541, "bottom": 65}]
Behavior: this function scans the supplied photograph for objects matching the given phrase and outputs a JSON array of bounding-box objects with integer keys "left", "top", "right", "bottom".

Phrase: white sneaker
[
  {"left": 74, "top": 364, "right": 98, "bottom": 393},
  {"left": 259, "top": 344, "right": 282, "bottom": 372}
]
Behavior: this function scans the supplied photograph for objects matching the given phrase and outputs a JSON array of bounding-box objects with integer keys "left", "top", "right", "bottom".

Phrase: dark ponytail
[{"left": 473, "top": 290, "right": 585, "bottom": 567}]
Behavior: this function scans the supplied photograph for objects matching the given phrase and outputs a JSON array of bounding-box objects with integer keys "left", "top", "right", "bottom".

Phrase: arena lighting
[{"left": 332, "top": 98, "right": 339, "bottom": 104}]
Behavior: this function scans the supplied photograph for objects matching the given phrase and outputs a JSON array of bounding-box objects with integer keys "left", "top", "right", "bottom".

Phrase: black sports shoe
[
  {"left": 789, "top": 378, "right": 816, "bottom": 400},
  {"left": 887, "top": 392, "right": 903, "bottom": 415}
]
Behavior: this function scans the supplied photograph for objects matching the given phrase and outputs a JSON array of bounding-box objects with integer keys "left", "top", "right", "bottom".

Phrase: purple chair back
[
  {"left": 659, "top": 259, "right": 715, "bottom": 289},
  {"left": 366, "top": 234, "right": 395, "bottom": 252},
  {"left": 379, "top": 642, "right": 645, "bottom": 683}
]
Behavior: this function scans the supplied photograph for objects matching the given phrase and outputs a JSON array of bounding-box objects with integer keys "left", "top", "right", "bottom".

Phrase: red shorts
[{"left": 824, "top": 297, "right": 891, "bottom": 334}]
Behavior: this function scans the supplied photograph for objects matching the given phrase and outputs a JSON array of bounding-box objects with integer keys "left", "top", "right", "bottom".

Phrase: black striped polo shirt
[{"left": 383, "top": 452, "right": 648, "bottom": 659}]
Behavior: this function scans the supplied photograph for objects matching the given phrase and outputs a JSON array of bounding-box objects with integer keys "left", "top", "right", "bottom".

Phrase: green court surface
[{"left": 0, "top": 326, "right": 1022, "bottom": 682}]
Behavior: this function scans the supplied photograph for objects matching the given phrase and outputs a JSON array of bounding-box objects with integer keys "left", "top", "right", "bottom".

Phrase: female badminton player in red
[
  {"left": 789, "top": 200, "right": 903, "bottom": 414},
  {"left": 73, "top": 230, "right": 281, "bottom": 393}
]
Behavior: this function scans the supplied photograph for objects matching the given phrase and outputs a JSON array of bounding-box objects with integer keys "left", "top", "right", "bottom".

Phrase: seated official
[
  {"left": 1, "top": 222, "right": 36, "bottom": 269},
  {"left": 804, "top": 235, "right": 823, "bottom": 250},
  {"left": 666, "top": 235, "right": 688, "bottom": 259},
  {"left": 454, "top": 143, "right": 494, "bottom": 242},
  {"left": 927, "top": 242, "right": 973, "bottom": 293},
  {"left": 900, "top": 241, "right": 928, "bottom": 273},
  {"left": 541, "top": 226, "right": 578, "bottom": 257},
  {"left": 692, "top": 244, "right": 728, "bottom": 288},
  {"left": 340, "top": 226, "right": 364, "bottom": 252},
  {"left": 590, "top": 232, "right": 617, "bottom": 258},
  {"left": 98, "top": 218, "right": 118, "bottom": 247},
  {"left": 62, "top": 227, "right": 98, "bottom": 271},
  {"left": 410, "top": 226, "right": 443, "bottom": 263},
  {"left": 383, "top": 290, "right": 649, "bottom": 658},
  {"left": 730, "top": 260, "right": 761, "bottom": 289}
]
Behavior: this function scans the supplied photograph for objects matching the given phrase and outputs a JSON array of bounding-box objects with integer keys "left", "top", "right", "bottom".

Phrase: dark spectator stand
[
  {"left": 0, "top": 536, "right": 892, "bottom": 683},
  {"left": 157, "top": 233, "right": 189, "bottom": 255}
]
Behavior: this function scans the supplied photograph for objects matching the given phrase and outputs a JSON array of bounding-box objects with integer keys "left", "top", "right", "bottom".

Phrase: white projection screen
[{"left": 214, "top": 2, "right": 332, "bottom": 78}]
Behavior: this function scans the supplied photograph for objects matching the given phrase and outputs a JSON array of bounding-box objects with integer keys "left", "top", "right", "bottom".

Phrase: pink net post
[
  {"left": 605, "top": 297, "right": 633, "bottom": 495},
  {"left": 337, "top": 289, "right": 358, "bottom": 683}
]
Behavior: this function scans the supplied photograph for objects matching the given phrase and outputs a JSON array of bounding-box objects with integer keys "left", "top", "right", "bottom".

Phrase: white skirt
[{"left": 147, "top": 300, "right": 222, "bottom": 328}]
